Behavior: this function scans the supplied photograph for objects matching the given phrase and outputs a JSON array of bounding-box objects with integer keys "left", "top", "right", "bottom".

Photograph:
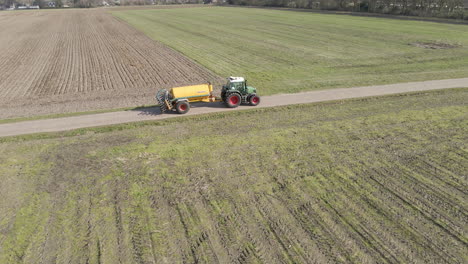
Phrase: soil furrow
[{"left": 0, "top": 9, "right": 219, "bottom": 119}]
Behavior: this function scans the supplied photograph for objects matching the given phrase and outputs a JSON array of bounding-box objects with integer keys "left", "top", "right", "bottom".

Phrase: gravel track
[{"left": 0, "top": 78, "right": 466, "bottom": 137}]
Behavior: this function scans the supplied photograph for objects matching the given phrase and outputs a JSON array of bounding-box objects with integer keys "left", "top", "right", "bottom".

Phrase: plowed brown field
[{"left": 0, "top": 9, "right": 221, "bottom": 119}]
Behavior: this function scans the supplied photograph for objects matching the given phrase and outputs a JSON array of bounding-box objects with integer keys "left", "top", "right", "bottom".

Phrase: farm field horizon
[
  {"left": 114, "top": 6, "right": 468, "bottom": 95},
  {"left": 0, "top": 88, "right": 467, "bottom": 263}
]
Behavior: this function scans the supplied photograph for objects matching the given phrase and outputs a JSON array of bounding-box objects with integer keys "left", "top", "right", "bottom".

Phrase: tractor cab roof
[{"left": 228, "top": 76, "right": 245, "bottom": 83}]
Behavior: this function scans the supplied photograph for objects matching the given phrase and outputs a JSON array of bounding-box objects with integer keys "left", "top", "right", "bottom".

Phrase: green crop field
[
  {"left": 113, "top": 7, "right": 468, "bottom": 95},
  {"left": 1, "top": 88, "right": 466, "bottom": 263}
]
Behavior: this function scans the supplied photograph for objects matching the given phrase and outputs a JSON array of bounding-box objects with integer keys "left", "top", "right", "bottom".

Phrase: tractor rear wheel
[
  {"left": 248, "top": 95, "right": 260, "bottom": 106},
  {"left": 176, "top": 101, "right": 190, "bottom": 114},
  {"left": 225, "top": 93, "right": 241, "bottom": 108}
]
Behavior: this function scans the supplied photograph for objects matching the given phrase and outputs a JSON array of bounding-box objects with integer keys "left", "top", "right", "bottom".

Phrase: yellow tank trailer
[
  {"left": 156, "top": 77, "right": 261, "bottom": 114},
  {"left": 171, "top": 84, "right": 217, "bottom": 103}
]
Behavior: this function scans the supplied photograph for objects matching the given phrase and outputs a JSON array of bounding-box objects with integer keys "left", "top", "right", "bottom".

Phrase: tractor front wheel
[
  {"left": 225, "top": 93, "right": 241, "bottom": 108},
  {"left": 248, "top": 95, "right": 260, "bottom": 106},
  {"left": 175, "top": 101, "right": 190, "bottom": 114}
]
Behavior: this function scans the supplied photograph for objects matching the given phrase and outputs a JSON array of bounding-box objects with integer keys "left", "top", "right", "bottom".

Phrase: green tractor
[{"left": 221, "top": 77, "right": 260, "bottom": 108}]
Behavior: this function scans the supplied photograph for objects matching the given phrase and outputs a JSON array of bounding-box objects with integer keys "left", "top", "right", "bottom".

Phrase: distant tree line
[
  {"left": 0, "top": 0, "right": 202, "bottom": 8},
  {"left": 0, "top": 0, "right": 62, "bottom": 8},
  {"left": 226, "top": 0, "right": 467, "bottom": 19},
  {"left": 116, "top": 0, "right": 203, "bottom": 6},
  {"left": 2, "top": 0, "right": 465, "bottom": 19}
]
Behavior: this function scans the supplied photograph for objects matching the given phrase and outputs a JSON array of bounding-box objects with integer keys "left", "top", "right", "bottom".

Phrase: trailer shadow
[{"left": 129, "top": 106, "right": 165, "bottom": 116}]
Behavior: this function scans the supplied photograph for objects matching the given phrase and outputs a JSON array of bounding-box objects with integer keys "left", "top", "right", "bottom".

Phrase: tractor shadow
[
  {"left": 192, "top": 102, "right": 227, "bottom": 109},
  {"left": 129, "top": 102, "right": 228, "bottom": 116}
]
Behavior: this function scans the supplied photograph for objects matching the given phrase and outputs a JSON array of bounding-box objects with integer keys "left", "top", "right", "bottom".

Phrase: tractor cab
[
  {"left": 221, "top": 76, "right": 260, "bottom": 107},
  {"left": 223, "top": 77, "right": 257, "bottom": 95},
  {"left": 226, "top": 77, "right": 247, "bottom": 92}
]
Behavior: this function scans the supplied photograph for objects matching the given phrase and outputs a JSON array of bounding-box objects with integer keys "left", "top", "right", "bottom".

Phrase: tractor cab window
[{"left": 230, "top": 82, "right": 244, "bottom": 90}]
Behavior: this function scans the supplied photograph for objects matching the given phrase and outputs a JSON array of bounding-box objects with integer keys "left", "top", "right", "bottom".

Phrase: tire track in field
[
  {"left": 367, "top": 173, "right": 462, "bottom": 263},
  {"left": 320, "top": 169, "right": 420, "bottom": 263},
  {"left": 347, "top": 136, "right": 466, "bottom": 263},
  {"left": 371, "top": 165, "right": 467, "bottom": 247},
  {"left": 358, "top": 157, "right": 466, "bottom": 262},
  {"left": 369, "top": 130, "right": 467, "bottom": 239}
]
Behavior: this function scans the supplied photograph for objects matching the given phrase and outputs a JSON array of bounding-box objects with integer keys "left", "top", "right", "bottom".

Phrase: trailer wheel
[
  {"left": 226, "top": 93, "right": 241, "bottom": 108},
  {"left": 248, "top": 95, "right": 260, "bottom": 106},
  {"left": 176, "top": 101, "right": 190, "bottom": 114}
]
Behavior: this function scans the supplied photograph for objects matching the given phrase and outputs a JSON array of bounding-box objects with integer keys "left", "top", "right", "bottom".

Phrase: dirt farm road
[{"left": 1, "top": 78, "right": 467, "bottom": 138}]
